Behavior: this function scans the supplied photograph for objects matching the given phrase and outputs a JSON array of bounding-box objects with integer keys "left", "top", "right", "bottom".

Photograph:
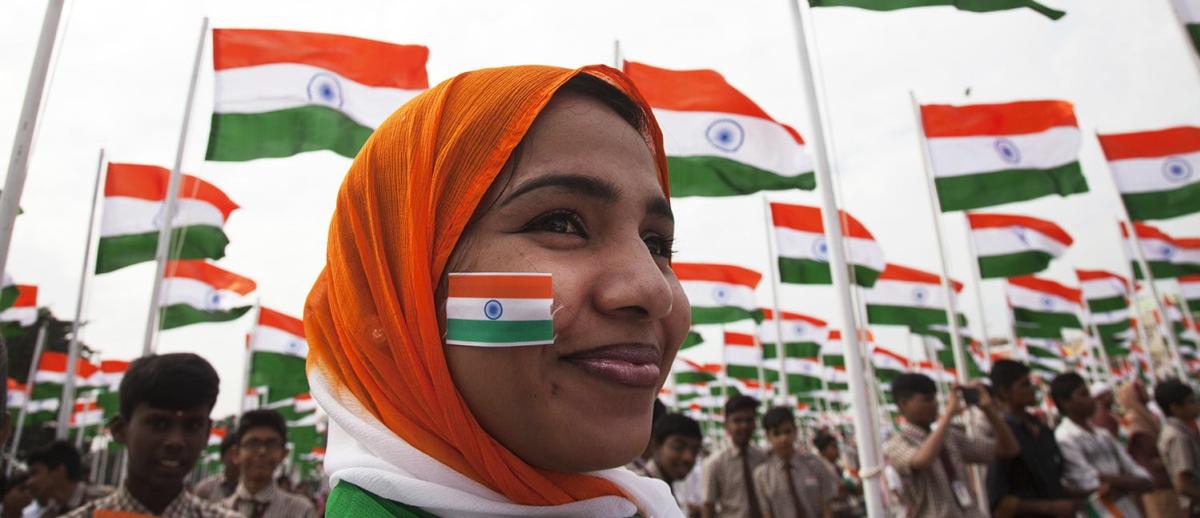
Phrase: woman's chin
[{"left": 522, "top": 405, "right": 651, "bottom": 473}]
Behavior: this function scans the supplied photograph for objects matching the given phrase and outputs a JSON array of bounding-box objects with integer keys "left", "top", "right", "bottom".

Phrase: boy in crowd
[
  {"left": 752, "top": 407, "right": 839, "bottom": 518},
  {"left": 66, "top": 353, "right": 241, "bottom": 518},
  {"left": 193, "top": 432, "right": 240, "bottom": 501},
  {"left": 23, "top": 441, "right": 109, "bottom": 515},
  {"left": 882, "top": 372, "right": 1018, "bottom": 518},
  {"left": 645, "top": 413, "right": 703, "bottom": 515},
  {"left": 1050, "top": 372, "right": 1152, "bottom": 517},
  {"left": 813, "top": 433, "right": 842, "bottom": 481},
  {"left": 703, "top": 395, "right": 766, "bottom": 518},
  {"left": 986, "top": 359, "right": 1079, "bottom": 517},
  {"left": 1155, "top": 378, "right": 1200, "bottom": 515},
  {"left": 223, "top": 409, "right": 316, "bottom": 518},
  {"left": 627, "top": 399, "right": 668, "bottom": 476}
]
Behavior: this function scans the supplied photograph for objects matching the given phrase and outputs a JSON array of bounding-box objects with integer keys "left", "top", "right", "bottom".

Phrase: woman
[
  {"left": 1119, "top": 380, "right": 1181, "bottom": 518},
  {"left": 304, "top": 64, "right": 690, "bottom": 517}
]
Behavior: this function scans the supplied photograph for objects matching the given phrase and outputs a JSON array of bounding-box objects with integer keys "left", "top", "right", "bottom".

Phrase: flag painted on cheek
[{"left": 445, "top": 273, "right": 554, "bottom": 347}]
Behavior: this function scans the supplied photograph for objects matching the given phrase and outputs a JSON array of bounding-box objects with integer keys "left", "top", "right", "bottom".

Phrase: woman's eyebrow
[
  {"left": 500, "top": 173, "right": 621, "bottom": 207},
  {"left": 646, "top": 196, "right": 674, "bottom": 222}
]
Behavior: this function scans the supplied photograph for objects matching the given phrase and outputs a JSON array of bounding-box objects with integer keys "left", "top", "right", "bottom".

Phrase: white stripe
[
  {"left": 1007, "top": 283, "right": 1082, "bottom": 313},
  {"left": 214, "top": 63, "right": 423, "bottom": 129},
  {"left": 725, "top": 345, "right": 761, "bottom": 365},
  {"left": 776, "top": 357, "right": 825, "bottom": 377},
  {"left": 775, "top": 227, "right": 884, "bottom": 272},
  {"left": 251, "top": 325, "right": 309, "bottom": 358},
  {"left": 1109, "top": 150, "right": 1200, "bottom": 194},
  {"left": 758, "top": 318, "right": 825, "bottom": 344},
  {"left": 865, "top": 279, "right": 953, "bottom": 308},
  {"left": 27, "top": 399, "right": 59, "bottom": 413},
  {"left": 927, "top": 125, "right": 1081, "bottom": 178},
  {"left": 445, "top": 297, "right": 552, "bottom": 322},
  {"left": 651, "top": 109, "right": 811, "bottom": 177},
  {"left": 34, "top": 371, "right": 68, "bottom": 385},
  {"left": 1125, "top": 236, "right": 1200, "bottom": 265},
  {"left": 100, "top": 197, "right": 225, "bottom": 238},
  {"left": 2, "top": 274, "right": 12, "bottom": 289},
  {"left": 1175, "top": 0, "right": 1200, "bottom": 24},
  {"left": 972, "top": 226, "right": 1068, "bottom": 258},
  {"left": 0, "top": 307, "right": 36, "bottom": 326},
  {"left": 680, "top": 280, "right": 757, "bottom": 311},
  {"left": 1091, "top": 308, "right": 1131, "bottom": 325},
  {"left": 1182, "top": 278, "right": 1200, "bottom": 299},
  {"left": 1080, "top": 278, "right": 1127, "bottom": 300},
  {"left": 160, "top": 277, "right": 246, "bottom": 311}
]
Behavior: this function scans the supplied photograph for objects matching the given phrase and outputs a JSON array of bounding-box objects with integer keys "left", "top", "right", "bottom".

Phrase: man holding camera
[{"left": 883, "top": 372, "right": 1019, "bottom": 518}]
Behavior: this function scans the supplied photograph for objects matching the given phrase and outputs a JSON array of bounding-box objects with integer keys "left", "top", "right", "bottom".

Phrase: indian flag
[
  {"left": 968, "top": 212, "right": 1072, "bottom": 278},
  {"left": 673, "top": 358, "right": 720, "bottom": 386},
  {"left": 920, "top": 100, "right": 1087, "bottom": 212},
  {"left": 724, "top": 332, "right": 762, "bottom": 382},
  {"left": 208, "top": 28, "right": 429, "bottom": 161},
  {"left": 97, "top": 163, "right": 238, "bottom": 274},
  {"left": 294, "top": 393, "right": 318, "bottom": 414},
  {"left": 809, "top": 0, "right": 1066, "bottom": 20},
  {"left": 248, "top": 307, "right": 310, "bottom": 403},
  {"left": 159, "top": 260, "right": 256, "bottom": 330},
  {"left": 1182, "top": 275, "right": 1200, "bottom": 313},
  {"left": 1121, "top": 222, "right": 1200, "bottom": 279},
  {"left": 0, "top": 274, "right": 16, "bottom": 310},
  {"left": 98, "top": 360, "right": 129, "bottom": 392},
  {"left": 681, "top": 330, "right": 704, "bottom": 350},
  {"left": 770, "top": 202, "right": 885, "bottom": 287},
  {"left": 70, "top": 400, "right": 104, "bottom": 429},
  {"left": 872, "top": 346, "right": 910, "bottom": 382},
  {"left": 1175, "top": 0, "right": 1200, "bottom": 56},
  {"left": 622, "top": 61, "right": 814, "bottom": 197},
  {"left": 445, "top": 273, "right": 554, "bottom": 347},
  {"left": 0, "top": 284, "right": 37, "bottom": 327},
  {"left": 1075, "top": 269, "right": 1131, "bottom": 313},
  {"left": 1008, "top": 276, "right": 1082, "bottom": 329},
  {"left": 1098, "top": 126, "right": 1200, "bottom": 221},
  {"left": 675, "top": 263, "right": 762, "bottom": 324},
  {"left": 865, "top": 263, "right": 965, "bottom": 328},
  {"left": 759, "top": 309, "right": 826, "bottom": 359}
]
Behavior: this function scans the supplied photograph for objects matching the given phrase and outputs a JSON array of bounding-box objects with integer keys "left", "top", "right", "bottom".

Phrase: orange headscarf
[{"left": 304, "top": 65, "right": 670, "bottom": 506}]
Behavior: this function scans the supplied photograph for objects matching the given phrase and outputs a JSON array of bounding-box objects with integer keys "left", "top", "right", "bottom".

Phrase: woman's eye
[
  {"left": 524, "top": 210, "right": 586, "bottom": 236},
  {"left": 644, "top": 234, "right": 675, "bottom": 259}
]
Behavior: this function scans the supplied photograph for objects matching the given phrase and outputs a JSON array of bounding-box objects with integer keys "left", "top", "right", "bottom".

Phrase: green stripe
[
  {"left": 810, "top": 0, "right": 1064, "bottom": 18},
  {"left": 778, "top": 257, "right": 881, "bottom": 287},
  {"left": 978, "top": 250, "right": 1054, "bottom": 279},
  {"left": 727, "top": 365, "right": 760, "bottom": 381},
  {"left": 1188, "top": 24, "right": 1200, "bottom": 58},
  {"left": 206, "top": 106, "right": 374, "bottom": 161},
  {"left": 0, "top": 286, "right": 17, "bottom": 311},
  {"left": 680, "top": 331, "right": 704, "bottom": 350},
  {"left": 250, "top": 352, "right": 310, "bottom": 403},
  {"left": 1012, "top": 307, "right": 1082, "bottom": 329},
  {"left": 822, "top": 355, "right": 845, "bottom": 367},
  {"left": 763, "top": 342, "right": 822, "bottom": 359},
  {"left": 691, "top": 306, "right": 763, "bottom": 325},
  {"left": 444, "top": 318, "right": 553, "bottom": 344},
  {"left": 667, "top": 156, "right": 815, "bottom": 197},
  {"left": 867, "top": 304, "right": 966, "bottom": 328},
  {"left": 1027, "top": 345, "right": 1058, "bottom": 358},
  {"left": 1122, "top": 180, "right": 1200, "bottom": 221},
  {"left": 763, "top": 371, "right": 824, "bottom": 393},
  {"left": 935, "top": 162, "right": 1088, "bottom": 212},
  {"left": 327, "top": 482, "right": 439, "bottom": 518},
  {"left": 1096, "top": 319, "right": 1132, "bottom": 337},
  {"left": 1132, "top": 260, "right": 1200, "bottom": 280},
  {"left": 1086, "top": 295, "right": 1128, "bottom": 313},
  {"left": 160, "top": 304, "right": 252, "bottom": 330},
  {"left": 1014, "top": 322, "right": 1062, "bottom": 339},
  {"left": 96, "top": 226, "right": 230, "bottom": 274},
  {"left": 675, "top": 372, "right": 716, "bottom": 385}
]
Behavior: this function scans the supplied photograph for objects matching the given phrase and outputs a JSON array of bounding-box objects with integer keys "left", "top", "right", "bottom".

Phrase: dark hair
[
  {"left": 27, "top": 441, "right": 82, "bottom": 481},
  {"left": 761, "top": 406, "right": 795, "bottom": 432},
  {"left": 119, "top": 353, "right": 219, "bottom": 419},
  {"left": 891, "top": 373, "right": 937, "bottom": 404},
  {"left": 558, "top": 73, "right": 648, "bottom": 134},
  {"left": 1049, "top": 372, "right": 1086, "bottom": 410},
  {"left": 813, "top": 433, "right": 837, "bottom": 452},
  {"left": 724, "top": 394, "right": 759, "bottom": 417},
  {"left": 219, "top": 429, "right": 238, "bottom": 455},
  {"left": 236, "top": 409, "right": 288, "bottom": 444},
  {"left": 652, "top": 398, "right": 667, "bottom": 427},
  {"left": 652, "top": 413, "right": 701, "bottom": 444},
  {"left": 989, "top": 360, "right": 1030, "bottom": 394},
  {"left": 1155, "top": 378, "right": 1195, "bottom": 418}
]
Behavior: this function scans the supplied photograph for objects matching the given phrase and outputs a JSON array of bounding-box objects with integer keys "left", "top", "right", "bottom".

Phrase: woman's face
[{"left": 444, "top": 91, "right": 690, "bottom": 473}]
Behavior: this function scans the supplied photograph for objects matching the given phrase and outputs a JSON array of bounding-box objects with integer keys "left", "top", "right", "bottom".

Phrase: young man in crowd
[
  {"left": 986, "top": 359, "right": 1079, "bottom": 517},
  {"left": 1051, "top": 372, "right": 1153, "bottom": 517},
  {"left": 66, "top": 353, "right": 241, "bottom": 518},
  {"left": 703, "top": 395, "right": 766, "bottom": 518},
  {"left": 813, "top": 433, "right": 842, "bottom": 481},
  {"left": 21, "top": 441, "right": 109, "bottom": 515},
  {"left": 193, "top": 432, "right": 240, "bottom": 501},
  {"left": 882, "top": 372, "right": 1018, "bottom": 518},
  {"left": 1155, "top": 378, "right": 1200, "bottom": 515},
  {"left": 752, "top": 406, "right": 839, "bottom": 518},
  {"left": 223, "top": 409, "right": 316, "bottom": 518},
  {"left": 1089, "top": 383, "right": 1120, "bottom": 438},
  {"left": 627, "top": 399, "right": 668, "bottom": 476},
  {"left": 644, "top": 412, "right": 703, "bottom": 516}
]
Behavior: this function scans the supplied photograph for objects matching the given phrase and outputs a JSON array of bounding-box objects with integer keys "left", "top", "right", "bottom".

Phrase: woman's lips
[{"left": 563, "top": 343, "right": 662, "bottom": 388}]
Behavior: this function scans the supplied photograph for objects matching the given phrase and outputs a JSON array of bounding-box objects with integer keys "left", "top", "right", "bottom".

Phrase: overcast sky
[{"left": 2, "top": 0, "right": 1198, "bottom": 416}]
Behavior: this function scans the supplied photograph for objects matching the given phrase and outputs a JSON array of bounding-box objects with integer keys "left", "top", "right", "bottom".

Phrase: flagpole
[
  {"left": 241, "top": 299, "right": 260, "bottom": 417},
  {"left": 56, "top": 149, "right": 106, "bottom": 440},
  {"left": 786, "top": 1, "right": 884, "bottom": 514},
  {"left": 1081, "top": 306, "right": 1114, "bottom": 383},
  {"left": 6, "top": 321, "right": 47, "bottom": 475},
  {"left": 612, "top": 39, "right": 623, "bottom": 69},
  {"left": 141, "top": 17, "right": 209, "bottom": 357},
  {"left": 763, "top": 198, "right": 792, "bottom": 405},
  {"left": 962, "top": 217, "right": 994, "bottom": 360},
  {"left": 909, "top": 91, "right": 969, "bottom": 387},
  {"left": 1176, "top": 284, "right": 1200, "bottom": 361},
  {"left": 0, "top": 0, "right": 66, "bottom": 286}
]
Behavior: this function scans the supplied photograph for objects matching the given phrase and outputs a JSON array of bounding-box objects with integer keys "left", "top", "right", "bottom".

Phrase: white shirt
[{"left": 1055, "top": 417, "right": 1151, "bottom": 518}]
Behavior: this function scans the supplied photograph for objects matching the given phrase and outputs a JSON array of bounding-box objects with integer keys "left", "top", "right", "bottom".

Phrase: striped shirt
[
  {"left": 882, "top": 422, "right": 994, "bottom": 518},
  {"left": 223, "top": 483, "right": 317, "bottom": 518},
  {"left": 63, "top": 485, "right": 242, "bottom": 518}
]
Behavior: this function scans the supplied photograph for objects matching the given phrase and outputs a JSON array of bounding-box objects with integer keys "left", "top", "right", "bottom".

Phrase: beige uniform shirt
[
  {"left": 223, "top": 483, "right": 317, "bottom": 518},
  {"left": 64, "top": 486, "right": 242, "bottom": 518},
  {"left": 752, "top": 452, "right": 839, "bottom": 518},
  {"left": 1159, "top": 417, "right": 1200, "bottom": 512},
  {"left": 882, "top": 422, "right": 994, "bottom": 518},
  {"left": 703, "top": 445, "right": 768, "bottom": 517}
]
